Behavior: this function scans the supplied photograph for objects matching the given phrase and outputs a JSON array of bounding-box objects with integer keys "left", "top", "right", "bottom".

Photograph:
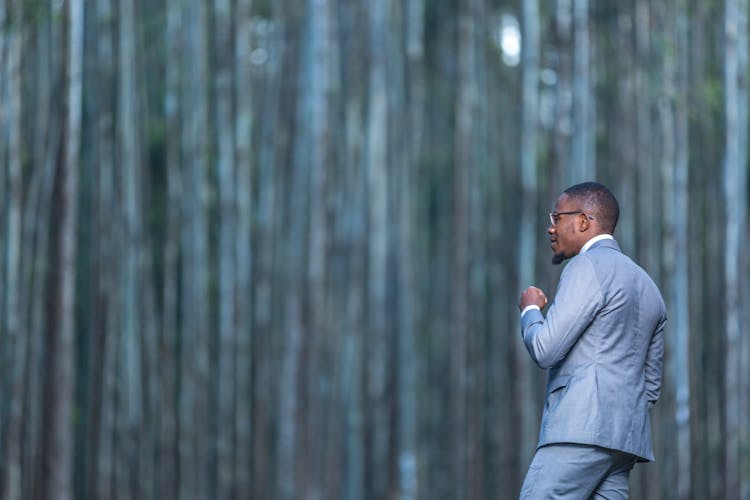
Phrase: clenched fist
[{"left": 518, "top": 286, "right": 548, "bottom": 312}]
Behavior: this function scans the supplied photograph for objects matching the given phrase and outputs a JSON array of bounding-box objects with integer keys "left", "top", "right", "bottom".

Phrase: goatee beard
[{"left": 552, "top": 252, "right": 566, "bottom": 265}]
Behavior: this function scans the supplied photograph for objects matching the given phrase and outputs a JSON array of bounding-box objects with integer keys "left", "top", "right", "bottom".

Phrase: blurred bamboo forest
[{"left": 1, "top": 0, "right": 749, "bottom": 499}]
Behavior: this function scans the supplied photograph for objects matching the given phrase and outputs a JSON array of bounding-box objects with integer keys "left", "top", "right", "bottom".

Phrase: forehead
[{"left": 554, "top": 193, "right": 576, "bottom": 211}]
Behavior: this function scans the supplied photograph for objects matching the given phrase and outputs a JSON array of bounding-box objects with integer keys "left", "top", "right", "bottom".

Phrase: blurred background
[{"left": 1, "top": 0, "right": 749, "bottom": 499}]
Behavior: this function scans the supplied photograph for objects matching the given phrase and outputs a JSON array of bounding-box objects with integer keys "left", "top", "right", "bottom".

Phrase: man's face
[{"left": 548, "top": 193, "right": 585, "bottom": 265}]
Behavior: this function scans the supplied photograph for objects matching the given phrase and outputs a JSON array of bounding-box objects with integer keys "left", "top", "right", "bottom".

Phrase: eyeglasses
[{"left": 549, "top": 211, "right": 594, "bottom": 226}]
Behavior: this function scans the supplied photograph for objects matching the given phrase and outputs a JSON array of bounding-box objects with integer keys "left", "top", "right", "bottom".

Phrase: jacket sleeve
[
  {"left": 521, "top": 255, "right": 605, "bottom": 369},
  {"left": 645, "top": 311, "right": 666, "bottom": 408}
]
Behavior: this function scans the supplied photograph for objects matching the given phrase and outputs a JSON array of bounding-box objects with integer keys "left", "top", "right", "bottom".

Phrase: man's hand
[{"left": 518, "top": 286, "right": 548, "bottom": 312}]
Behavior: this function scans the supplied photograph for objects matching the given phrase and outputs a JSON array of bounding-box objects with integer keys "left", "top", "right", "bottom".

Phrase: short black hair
[{"left": 563, "top": 181, "right": 620, "bottom": 233}]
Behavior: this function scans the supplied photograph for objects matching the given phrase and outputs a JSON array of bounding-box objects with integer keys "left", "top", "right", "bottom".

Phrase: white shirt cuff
[{"left": 521, "top": 304, "right": 541, "bottom": 318}]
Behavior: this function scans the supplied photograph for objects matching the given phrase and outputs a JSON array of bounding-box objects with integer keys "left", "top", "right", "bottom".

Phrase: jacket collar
[{"left": 581, "top": 234, "right": 619, "bottom": 254}]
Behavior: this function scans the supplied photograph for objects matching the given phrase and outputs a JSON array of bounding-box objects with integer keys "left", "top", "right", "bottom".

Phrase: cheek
[{"left": 557, "top": 224, "right": 579, "bottom": 247}]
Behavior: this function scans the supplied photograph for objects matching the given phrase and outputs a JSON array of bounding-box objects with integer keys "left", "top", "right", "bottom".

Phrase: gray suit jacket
[{"left": 521, "top": 238, "right": 666, "bottom": 461}]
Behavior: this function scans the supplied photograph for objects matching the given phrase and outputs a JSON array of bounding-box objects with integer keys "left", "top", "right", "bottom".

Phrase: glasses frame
[{"left": 549, "top": 211, "right": 594, "bottom": 226}]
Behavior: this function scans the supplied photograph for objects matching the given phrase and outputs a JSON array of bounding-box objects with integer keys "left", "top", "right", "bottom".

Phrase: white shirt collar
[{"left": 580, "top": 234, "right": 614, "bottom": 254}]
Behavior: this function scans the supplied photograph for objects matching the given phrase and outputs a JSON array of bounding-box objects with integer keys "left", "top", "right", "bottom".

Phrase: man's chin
[{"left": 552, "top": 252, "right": 566, "bottom": 265}]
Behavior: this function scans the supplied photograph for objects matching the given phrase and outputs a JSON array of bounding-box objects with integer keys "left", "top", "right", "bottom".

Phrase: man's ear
[{"left": 578, "top": 214, "right": 591, "bottom": 232}]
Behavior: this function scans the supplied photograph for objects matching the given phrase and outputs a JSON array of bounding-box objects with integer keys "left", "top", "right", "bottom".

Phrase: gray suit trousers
[{"left": 519, "top": 443, "right": 637, "bottom": 499}]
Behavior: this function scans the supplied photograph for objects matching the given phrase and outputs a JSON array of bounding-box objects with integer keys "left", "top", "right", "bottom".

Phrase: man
[{"left": 517, "top": 182, "right": 666, "bottom": 499}]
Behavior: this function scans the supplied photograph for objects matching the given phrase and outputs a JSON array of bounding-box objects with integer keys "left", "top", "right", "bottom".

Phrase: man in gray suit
[{"left": 517, "top": 182, "right": 666, "bottom": 499}]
